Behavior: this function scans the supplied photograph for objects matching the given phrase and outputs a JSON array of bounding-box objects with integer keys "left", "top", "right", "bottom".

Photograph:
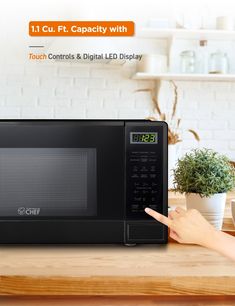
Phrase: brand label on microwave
[{"left": 17, "top": 207, "right": 41, "bottom": 216}]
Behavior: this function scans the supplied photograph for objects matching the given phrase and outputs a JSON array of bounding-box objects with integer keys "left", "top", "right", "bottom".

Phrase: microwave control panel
[{"left": 125, "top": 123, "right": 166, "bottom": 219}]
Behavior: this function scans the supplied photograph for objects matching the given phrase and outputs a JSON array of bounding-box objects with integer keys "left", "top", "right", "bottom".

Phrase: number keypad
[{"left": 128, "top": 151, "right": 159, "bottom": 213}]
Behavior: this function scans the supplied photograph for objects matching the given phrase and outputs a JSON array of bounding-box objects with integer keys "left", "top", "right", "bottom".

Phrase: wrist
[{"left": 200, "top": 227, "right": 222, "bottom": 250}]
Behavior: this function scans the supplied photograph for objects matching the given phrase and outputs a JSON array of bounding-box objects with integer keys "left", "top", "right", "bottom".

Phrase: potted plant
[
  {"left": 135, "top": 81, "right": 200, "bottom": 189},
  {"left": 173, "top": 149, "right": 235, "bottom": 230}
]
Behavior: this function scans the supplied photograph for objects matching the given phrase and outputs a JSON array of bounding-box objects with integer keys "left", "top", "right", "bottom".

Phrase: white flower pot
[
  {"left": 168, "top": 144, "right": 180, "bottom": 189},
  {"left": 186, "top": 193, "right": 226, "bottom": 230}
]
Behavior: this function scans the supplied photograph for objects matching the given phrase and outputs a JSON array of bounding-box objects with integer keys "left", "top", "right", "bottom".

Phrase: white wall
[{"left": 0, "top": 0, "right": 235, "bottom": 160}]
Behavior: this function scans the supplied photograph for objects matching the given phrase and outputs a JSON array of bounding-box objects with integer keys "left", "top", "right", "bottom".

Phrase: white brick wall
[{"left": 0, "top": 62, "right": 235, "bottom": 160}]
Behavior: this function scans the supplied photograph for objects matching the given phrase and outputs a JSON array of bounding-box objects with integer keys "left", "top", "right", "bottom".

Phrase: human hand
[{"left": 145, "top": 207, "right": 218, "bottom": 247}]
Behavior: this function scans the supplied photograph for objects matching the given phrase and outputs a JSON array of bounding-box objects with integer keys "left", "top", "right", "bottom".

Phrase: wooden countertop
[
  {"left": 0, "top": 192, "right": 235, "bottom": 297},
  {"left": 1, "top": 244, "right": 235, "bottom": 296}
]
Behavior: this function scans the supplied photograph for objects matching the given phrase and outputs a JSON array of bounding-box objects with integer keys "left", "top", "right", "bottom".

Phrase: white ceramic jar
[{"left": 137, "top": 54, "right": 167, "bottom": 74}]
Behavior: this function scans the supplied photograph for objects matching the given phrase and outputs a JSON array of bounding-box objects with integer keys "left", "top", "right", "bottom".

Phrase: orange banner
[{"left": 29, "top": 21, "right": 135, "bottom": 36}]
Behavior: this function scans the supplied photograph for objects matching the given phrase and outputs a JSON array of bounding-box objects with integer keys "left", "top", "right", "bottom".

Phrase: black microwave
[{"left": 0, "top": 120, "right": 168, "bottom": 245}]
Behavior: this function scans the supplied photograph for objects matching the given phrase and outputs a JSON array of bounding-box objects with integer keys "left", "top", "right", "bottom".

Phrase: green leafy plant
[{"left": 173, "top": 149, "right": 235, "bottom": 197}]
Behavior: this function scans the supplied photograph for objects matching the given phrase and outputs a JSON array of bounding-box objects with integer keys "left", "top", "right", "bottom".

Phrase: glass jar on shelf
[
  {"left": 209, "top": 51, "right": 229, "bottom": 74},
  {"left": 180, "top": 50, "right": 196, "bottom": 74},
  {"left": 197, "top": 40, "right": 208, "bottom": 74}
]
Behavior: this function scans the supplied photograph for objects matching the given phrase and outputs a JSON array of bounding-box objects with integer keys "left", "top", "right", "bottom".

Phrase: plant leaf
[{"left": 173, "top": 149, "right": 235, "bottom": 197}]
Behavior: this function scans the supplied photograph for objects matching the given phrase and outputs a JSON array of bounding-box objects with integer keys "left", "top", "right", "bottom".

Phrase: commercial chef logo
[{"left": 17, "top": 207, "right": 40, "bottom": 216}]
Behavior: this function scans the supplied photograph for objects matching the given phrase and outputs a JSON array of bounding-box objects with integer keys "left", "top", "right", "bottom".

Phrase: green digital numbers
[{"left": 131, "top": 133, "right": 157, "bottom": 144}]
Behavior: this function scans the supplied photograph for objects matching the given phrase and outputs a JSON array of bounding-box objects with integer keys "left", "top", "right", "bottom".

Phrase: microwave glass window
[
  {"left": 0, "top": 148, "right": 97, "bottom": 217},
  {"left": 130, "top": 132, "right": 158, "bottom": 144}
]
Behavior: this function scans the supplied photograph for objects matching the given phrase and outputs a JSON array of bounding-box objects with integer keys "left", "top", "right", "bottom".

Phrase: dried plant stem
[
  {"left": 168, "top": 127, "right": 182, "bottom": 144},
  {"left": 135, "top": 82, "right": 200, "bottom": 145},
  {"left": 170, "top": 80, "right": 178, "bottom": 120},
  {"left": 134, "top": 88, "right": 162, "bottom": 116},
  {"left": 177, "top": 118, "right": 181, "bottom": 128},
  {"left": 151, "top": 94, "right": 162, "bottom": 116},
  {"left": 146, "top": 116, "right": 157, "bottom": 121},
  {"left": 188, "top": 129, "right": 200, "bottom": 141}
]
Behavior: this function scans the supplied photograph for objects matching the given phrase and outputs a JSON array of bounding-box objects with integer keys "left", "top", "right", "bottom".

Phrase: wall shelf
[
  {"left": 137, "top": 28, "right": 235, "bottom": 41},
  {"left": 133, "top": 72, "right": 235, "bottom": 82},
  {"left": 134, "top": 28, "right": 235, "bottom": 82}
]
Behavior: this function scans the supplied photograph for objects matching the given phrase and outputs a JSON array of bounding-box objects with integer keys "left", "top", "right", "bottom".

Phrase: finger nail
[{"left": 145, "top": 207, "right": 151, "bottom": 213}]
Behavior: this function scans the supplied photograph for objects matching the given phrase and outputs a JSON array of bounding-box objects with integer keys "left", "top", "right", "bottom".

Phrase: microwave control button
[
  {"left": 149, "top": 204, "right": 157, "bottom": 210},
  {"left": 131, "top": 174, "right": 139, "bottom": 178},
  {"left": 140, "top": 174, "right": 148, "bottom": 178},
  {"left": 140, "top": 166, "right": 148, "bottom": 172},
  {"left": 136, "top": 186, "right": 150, "bottom": 190},
  {"left": 144, "top": 186, "right": 151, "bottom": 190},
  {"left": 130, "top": 158, "right": 140, "bottom": 162},
  {"left": 142, "top": 190, "right": 149, "bottom": 194},
  {"left": 132, "top": 204, "right": 139, "bottom": 209}
]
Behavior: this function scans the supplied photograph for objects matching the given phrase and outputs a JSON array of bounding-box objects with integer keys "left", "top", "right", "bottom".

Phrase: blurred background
[{"left": 0, "top": 0, "right": 235, "bottom": 165}]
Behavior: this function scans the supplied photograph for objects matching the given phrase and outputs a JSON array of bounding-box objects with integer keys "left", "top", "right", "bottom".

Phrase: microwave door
[
  {"left": 0, "top": 148, "right": 97, "bottom": 217},
  {"left": 0, "top": 121, "right": 124, "bottom": 221}
]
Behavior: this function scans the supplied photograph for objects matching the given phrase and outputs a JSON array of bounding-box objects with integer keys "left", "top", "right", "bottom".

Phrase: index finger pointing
[{"left": 145, "top": 207, "right": 172, "bottom": 227}]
